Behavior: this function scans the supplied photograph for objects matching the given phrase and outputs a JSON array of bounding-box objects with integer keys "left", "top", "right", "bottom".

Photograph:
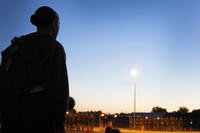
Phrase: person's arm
[
  {"left": 54, "top": 45, "right": 69, "bottom": 129},
  {"left": 45, "top": 43, "right": 69, "bottom": 130}
]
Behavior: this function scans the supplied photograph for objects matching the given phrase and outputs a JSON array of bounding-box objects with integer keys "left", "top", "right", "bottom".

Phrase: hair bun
[
  {"left": 30, "top": 6, "right": 58, "bottom": 27},
  {"left": 30, "top": 14, "right": 38, "bottom": 26}
]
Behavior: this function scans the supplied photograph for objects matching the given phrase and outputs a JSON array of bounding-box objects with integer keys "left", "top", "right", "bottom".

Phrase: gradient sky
[{"left": 0, "top": 0, "right": 200, "bottom": 113}]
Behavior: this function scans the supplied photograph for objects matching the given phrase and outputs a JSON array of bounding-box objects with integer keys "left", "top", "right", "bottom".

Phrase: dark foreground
[{"left": 67, "top": 127, "right": 200, "bottom": 133}]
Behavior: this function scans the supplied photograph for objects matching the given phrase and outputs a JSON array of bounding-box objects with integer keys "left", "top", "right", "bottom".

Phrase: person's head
[{"left": 30, "top": 6, "right": 59, "bottom": 39}]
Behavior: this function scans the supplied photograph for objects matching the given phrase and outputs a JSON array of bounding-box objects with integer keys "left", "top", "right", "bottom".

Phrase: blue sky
[{"left": 0, "top": 0, "right": 200, "bottom": 113}]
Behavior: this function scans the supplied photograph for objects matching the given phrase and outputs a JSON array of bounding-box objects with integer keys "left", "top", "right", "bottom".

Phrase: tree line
[{"left": 151, "top": 106, "right": 200, "bottom": 130}]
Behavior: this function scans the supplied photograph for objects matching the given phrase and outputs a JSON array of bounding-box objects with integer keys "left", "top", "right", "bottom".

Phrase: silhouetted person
[
  {"left": 105, "top": 120, "right": 112, "bottom": 133},
  {"left": 0, "top": 6, "right": 69, "bottom": 133}
]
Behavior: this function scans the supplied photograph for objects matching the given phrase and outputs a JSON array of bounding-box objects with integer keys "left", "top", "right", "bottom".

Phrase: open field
[
  {"left": 67, "top": 131, "right": 200, "bottom": 133},
  {"left": 67, "top": 127, "right": 200, "bottom": 133}
]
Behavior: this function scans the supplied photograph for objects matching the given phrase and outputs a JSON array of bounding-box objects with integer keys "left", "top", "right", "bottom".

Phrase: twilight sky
[{"left": 0, "top": 0, "right": 200, "bottom": 113}]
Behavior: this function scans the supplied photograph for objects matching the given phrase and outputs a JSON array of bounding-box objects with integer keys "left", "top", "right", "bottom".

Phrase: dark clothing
[
  {"left": 0, "top": 32, "right": 69, "bottom": 133},
  {"left": 105, "top": 127, "right": 112, "bottom": 133}
]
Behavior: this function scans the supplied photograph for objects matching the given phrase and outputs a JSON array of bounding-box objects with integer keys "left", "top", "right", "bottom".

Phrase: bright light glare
[{"left": 131, "top": 69, "right": 139, "bottom": 77}]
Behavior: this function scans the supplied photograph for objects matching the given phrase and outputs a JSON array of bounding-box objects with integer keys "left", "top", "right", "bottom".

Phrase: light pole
[{"left": 131, "top": 69, "right": 139, "bottom": 129}]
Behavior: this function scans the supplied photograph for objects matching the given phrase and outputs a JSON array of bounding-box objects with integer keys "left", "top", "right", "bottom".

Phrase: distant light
[
  {"left": 130, "top": 69, "right": 139, "bottom": 78},
  {"left": 145, "top": 117, "right": 148, "bottom": 119},
  {"left": 101, "top": 113, "right": 105, "bottom": 117},
  {"left": 190, "top": 121, "right": 193, "bottom": 124},
  {"left": 129, "top": 116, "right": 131, "bottom": 118},
  {"left": 157, "top": 117, "right": 160, "bottom": 120},
  {"left": 114, "top": 115, "right": 117, "bottom": 118},
  {"left": 66, "top": 112, "right": 69, "bottom": 114}
]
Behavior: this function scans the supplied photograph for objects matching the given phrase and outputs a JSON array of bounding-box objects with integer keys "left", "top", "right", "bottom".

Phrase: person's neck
[
  {"left": 37, "top": 28, "right": 51, "bottom": 35},
  {"left": 37, "top": 27, "right": 56, "bottom": 39}
]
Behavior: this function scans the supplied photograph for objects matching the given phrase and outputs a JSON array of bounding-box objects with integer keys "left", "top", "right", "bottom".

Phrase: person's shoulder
[
  {"left": 55, "top": 40, "right": 64, "bottom": 49},
  {"left": 1, "top": 33, "right": 36, "bottom": 55},
  {"left": 52, "top": 40, "right": 65, "bottom": 52},
  {"left": 53, "top": 40, "right": 66, "bottom": 60},
  {"left": 10, "top": 32, "right": 39, "bottom": 44}
]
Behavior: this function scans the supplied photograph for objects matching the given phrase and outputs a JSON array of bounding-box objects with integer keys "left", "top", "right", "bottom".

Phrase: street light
[
  {"left": 131, "top": 69, "right": 139, "bottom": 77},
  {"left": 99, "top": 113, "right": 105, "bottom": 128},
  {"left": 101, "top": 113, "right": 105, "bottom": 117},
  {"left": 130, "top": 68, "right": 139, "bottom": 129}
]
